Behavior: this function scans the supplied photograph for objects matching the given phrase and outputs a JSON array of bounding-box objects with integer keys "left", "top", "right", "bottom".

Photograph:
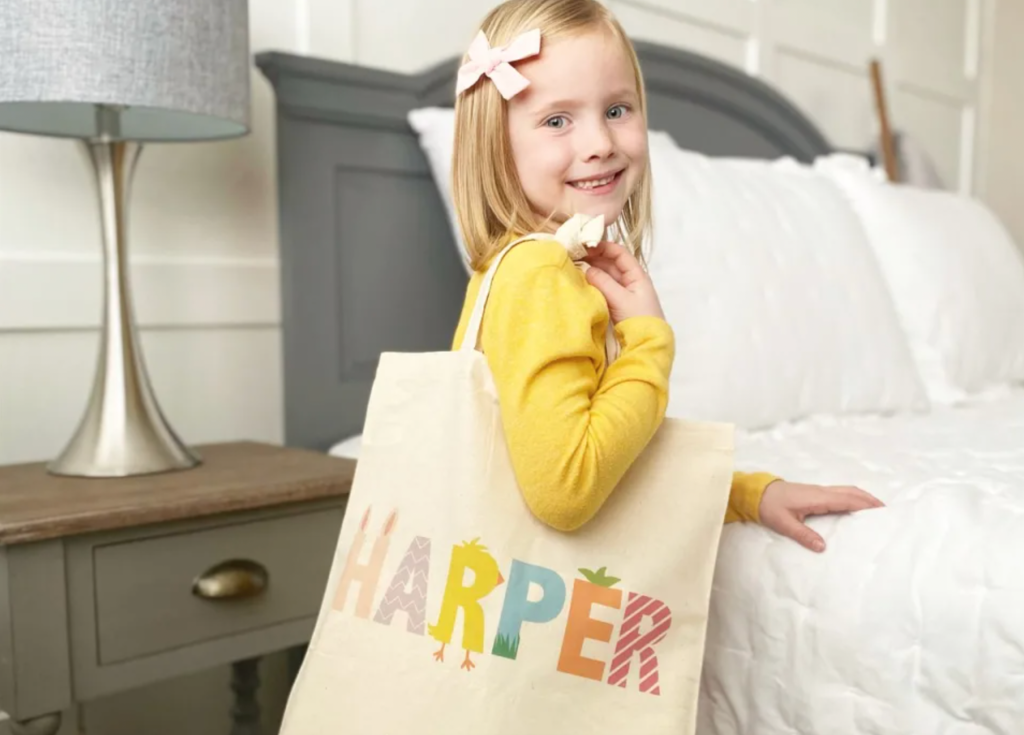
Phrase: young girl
[{"left": 449, "top": 0, "right": 883, "bottom": 553}]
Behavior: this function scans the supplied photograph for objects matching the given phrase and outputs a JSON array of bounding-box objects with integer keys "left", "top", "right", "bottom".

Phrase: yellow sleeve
[
  {"left": 478, "top": 240, "right": 674, "bottom": 532},
  {"left": 726, "top": 471, "right": 780, "bottom": 524}
]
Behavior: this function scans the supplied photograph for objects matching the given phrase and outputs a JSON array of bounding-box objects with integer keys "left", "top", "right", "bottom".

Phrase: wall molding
[{"left": 0, "top": 253, "right": 280, "bottom": 332}]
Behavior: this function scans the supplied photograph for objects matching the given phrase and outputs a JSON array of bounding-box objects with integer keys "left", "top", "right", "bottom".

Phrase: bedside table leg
[
  {"left": 11, "top": 713, "right": 61, "bottom": 735},
  {"left": 230, "top": 657, "right": 262, "bottom": 735}
]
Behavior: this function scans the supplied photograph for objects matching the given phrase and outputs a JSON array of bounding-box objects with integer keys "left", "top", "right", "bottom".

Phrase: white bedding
[
  {"left": 329, "top": 391, "right": 1024, "bottom": 733},
  {"left": 706, "top": 390, "right": 1024, "bottom": 735},
  {"left": 380, "top": 107, "right": 1024, "bottom": 732}
]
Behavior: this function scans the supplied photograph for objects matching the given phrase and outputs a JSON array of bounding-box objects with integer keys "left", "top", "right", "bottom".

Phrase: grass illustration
[{"left": 492, "top": 633, "right": 521, "bottom": 660}]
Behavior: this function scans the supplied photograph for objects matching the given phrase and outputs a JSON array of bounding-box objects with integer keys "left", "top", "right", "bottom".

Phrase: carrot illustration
[{"left": 579, "top": 567, "right": 621, "bottom": 588}]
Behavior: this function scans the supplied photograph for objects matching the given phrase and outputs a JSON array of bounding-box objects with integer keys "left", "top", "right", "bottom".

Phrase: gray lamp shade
[{"left": 0, "top": 0, "right": 251, "bottom": 141}]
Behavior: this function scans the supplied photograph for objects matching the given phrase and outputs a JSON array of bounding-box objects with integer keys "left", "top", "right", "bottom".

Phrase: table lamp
[{"left": 0, "top": 0, "right": 251, "bottom": 477}]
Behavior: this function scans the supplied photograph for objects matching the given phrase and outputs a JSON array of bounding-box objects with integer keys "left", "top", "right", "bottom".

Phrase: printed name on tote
[{"left": 330, "top": 506, "right": 672, "bottom": 696}]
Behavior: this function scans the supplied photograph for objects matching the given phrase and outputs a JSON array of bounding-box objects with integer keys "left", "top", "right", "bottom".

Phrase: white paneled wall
[
  {"left": 0, "top": 0, "right": 294, "bottom": 467},
  {"left": 885, "top": 0, "right": 982, "bottom": 191},
  {"left": 0, "top": 0, "right": 999, "bottom": 468},
  {"left": 609, "top": 1, "right": 752, "bottom": 70},
  {"left": 766, "top": 0, "right": 880, "bottom": 150},
  {"left": 979, "top": 0, "right": 1024, "bottom": 251},
  {"left": 2, "top": 0, "right": 303, "bottom": 731},
  {"left": 0, "top": 0, "right": 1012, "bottom": 732}
]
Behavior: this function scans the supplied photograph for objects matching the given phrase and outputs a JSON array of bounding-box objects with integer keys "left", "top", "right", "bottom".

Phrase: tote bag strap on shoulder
[{"left": 458, "top": 233, "right": 546, "bottom": 353}]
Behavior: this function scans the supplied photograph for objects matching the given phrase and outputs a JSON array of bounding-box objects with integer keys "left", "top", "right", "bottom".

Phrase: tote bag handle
[
  {"left": 458, "top": 227, "right": 620, "bottom": 362},
  {"left": 458, "top": 234, "right": 543, "bottom": 353}
]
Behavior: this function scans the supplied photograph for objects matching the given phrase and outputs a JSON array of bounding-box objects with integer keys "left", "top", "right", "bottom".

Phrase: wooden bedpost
[{"left": 870, "top": 58, "right": 901, "bottom": 183}]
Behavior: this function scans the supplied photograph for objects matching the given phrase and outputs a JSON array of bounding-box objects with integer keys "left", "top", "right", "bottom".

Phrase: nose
[{"left": 580, "top": 118, "right": 615, "bottom": 162}]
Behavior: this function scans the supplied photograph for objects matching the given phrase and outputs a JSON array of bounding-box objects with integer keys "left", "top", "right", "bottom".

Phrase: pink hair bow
[{"left": 455, "top": 29, "right": 541, "bottom": 100}]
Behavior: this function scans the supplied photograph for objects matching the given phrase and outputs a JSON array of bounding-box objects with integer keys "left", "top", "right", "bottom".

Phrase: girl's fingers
[
  {"left": 777, "top": 513, "right": 826, "bottom": 553},
  {"left": 585, "top": 241, "right": 645, "bottom": 287},
  {"left": 829, "top": 485, "right": 885, "bottom": 508},
  {"left": 805, "top": 488, "right": 882, "bottom": 517},
  {"left": 583, "top": 255, "right": 625, "bottom": 284},
  {"left": 584, "top": 264, "right": 625, "bottom": 300}
]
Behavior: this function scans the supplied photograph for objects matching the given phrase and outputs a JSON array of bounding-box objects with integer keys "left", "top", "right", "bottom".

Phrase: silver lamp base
[{"left": 47, "top": 137, "right": 201, "bottom": 478}]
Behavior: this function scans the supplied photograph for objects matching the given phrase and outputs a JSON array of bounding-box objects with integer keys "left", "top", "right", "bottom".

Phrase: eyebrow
[
  {"left": 532, "top": 98, "right": 582, "bottom": 115},
  {"left": 532, "top": 87, "right": 638, "bottom": 116}
]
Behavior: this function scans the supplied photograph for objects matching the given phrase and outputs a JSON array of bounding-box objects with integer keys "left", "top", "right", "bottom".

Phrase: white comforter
[
  {"left": 704, "top": 390, "right": 1024, "bottom": 735},
  {"left": 329, "top": 392, "right": 1024, "bottom": 733}
]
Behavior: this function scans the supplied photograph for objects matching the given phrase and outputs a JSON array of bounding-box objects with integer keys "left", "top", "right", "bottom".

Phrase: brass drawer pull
[{"left": 192, "top": 559, "right": 268, "bottom": 600}]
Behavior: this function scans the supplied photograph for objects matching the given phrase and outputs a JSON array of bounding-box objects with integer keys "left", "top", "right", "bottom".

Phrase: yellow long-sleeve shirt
[{"left": 452, "top": 238, "right": 779, "bottom": 532}]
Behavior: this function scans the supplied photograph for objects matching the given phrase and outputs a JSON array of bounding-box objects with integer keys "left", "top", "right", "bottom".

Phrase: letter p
[{"left": 492, "top": 560, "right": 567, "bottom": 660}]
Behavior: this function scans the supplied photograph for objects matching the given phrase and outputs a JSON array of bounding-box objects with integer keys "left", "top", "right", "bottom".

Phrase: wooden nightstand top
[{"left": 0, "top": 441, "right": 355, "bottom": 545}]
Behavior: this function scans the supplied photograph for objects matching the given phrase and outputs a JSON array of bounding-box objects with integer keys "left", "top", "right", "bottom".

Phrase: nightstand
[{"left": 0, "top": 441, "right": 353, "bottom": 735}]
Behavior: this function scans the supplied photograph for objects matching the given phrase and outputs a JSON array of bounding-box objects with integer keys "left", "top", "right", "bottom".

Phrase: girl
[{"left": 449, "top": 0, "right": 883, "bottom": 553}]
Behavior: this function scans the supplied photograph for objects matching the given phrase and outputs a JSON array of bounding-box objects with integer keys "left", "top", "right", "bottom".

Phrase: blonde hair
[{"left": 452, "top": 0, "right": 652, "bottom": 271}]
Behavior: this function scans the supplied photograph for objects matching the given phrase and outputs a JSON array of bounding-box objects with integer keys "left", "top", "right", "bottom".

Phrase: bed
[{"left": 255, "top": 39, "right": 1024, "bottom": 735}]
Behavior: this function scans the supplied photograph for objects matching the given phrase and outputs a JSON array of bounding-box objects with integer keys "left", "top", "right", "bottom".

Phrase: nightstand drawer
[{"left": 92, "top": 507, "right": 342, "bottom": 664}]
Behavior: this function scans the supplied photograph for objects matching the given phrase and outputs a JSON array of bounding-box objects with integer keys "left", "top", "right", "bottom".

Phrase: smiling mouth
[{"left": 568, "top": 170, "right": 624, "bottom": 192}]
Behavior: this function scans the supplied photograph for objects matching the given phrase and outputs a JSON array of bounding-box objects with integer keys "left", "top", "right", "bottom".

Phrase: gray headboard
[{"left": 255, "top": 41, "right": 834, "bottom": 452}]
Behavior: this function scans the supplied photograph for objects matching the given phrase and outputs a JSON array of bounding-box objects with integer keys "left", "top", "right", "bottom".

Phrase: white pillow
[
  {"left": 817, "top": 155, "right": 1024, "bottom": 403},
  {"left": 407, "top": 107, "right": 471, "bottom": 274},
  {"left": 328, "top": 434, "right": 362, "bottom": 459},
  {"left": 646, "top": 132, "right": 930, "bottom": 428},
  {"left": 407, "top": 108, "right": 930, "bottom": 428}
]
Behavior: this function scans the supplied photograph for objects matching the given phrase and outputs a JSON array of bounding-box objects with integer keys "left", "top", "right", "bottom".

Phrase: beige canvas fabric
[{"left": 280, "top": 235, "right": 735, "bottom": 735}]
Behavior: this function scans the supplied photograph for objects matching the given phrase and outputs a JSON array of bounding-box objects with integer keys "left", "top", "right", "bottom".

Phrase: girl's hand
[
  {"left": 582, "top": 241, "right": 665, "bottom": 324},
  {"left": 759, "top": 481, "right": 884, "bottom": 553}
]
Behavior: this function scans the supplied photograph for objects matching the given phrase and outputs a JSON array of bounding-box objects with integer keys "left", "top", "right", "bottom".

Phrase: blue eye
[
  {"left": 607, "top": 104, "right": 629, "bottom": 120},
  {"left": 545, "top": 115, "right": 567, "bottom": 129}
]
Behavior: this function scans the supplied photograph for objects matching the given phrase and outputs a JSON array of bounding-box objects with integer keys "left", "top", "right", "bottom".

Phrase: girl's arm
[
  {"left": 479, "top": 240, "right": 673, "bottom": 531},
  {"left": 726, "top": 472, "right": 779, "bottom": 523},
  {"left": 583, "top": 240, "right": 782, "bottom": 530}
]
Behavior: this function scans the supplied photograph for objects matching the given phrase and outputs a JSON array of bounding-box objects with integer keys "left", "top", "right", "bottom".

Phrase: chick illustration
[{"left": 428, "top": 538, "right": 505, "bottom": 671}]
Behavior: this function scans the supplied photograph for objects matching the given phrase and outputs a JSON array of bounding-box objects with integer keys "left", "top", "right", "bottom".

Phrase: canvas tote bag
[{"left": 280, "top": 234, "right": 735, "bottom": 735}]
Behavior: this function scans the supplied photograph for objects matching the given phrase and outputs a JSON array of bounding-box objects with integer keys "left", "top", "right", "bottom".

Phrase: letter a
[{"left": 373, "top": 536, "right": 431, "bottom": 635}]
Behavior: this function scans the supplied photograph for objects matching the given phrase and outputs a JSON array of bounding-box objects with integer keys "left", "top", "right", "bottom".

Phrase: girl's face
[{"left": 507, "top": 27, "right": 647, "bottom": 228}]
